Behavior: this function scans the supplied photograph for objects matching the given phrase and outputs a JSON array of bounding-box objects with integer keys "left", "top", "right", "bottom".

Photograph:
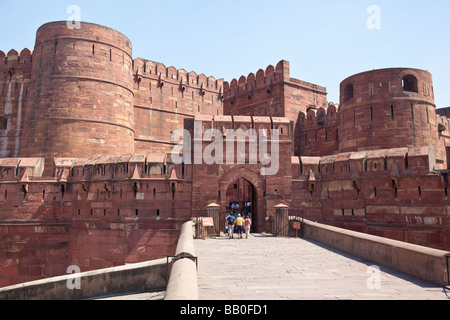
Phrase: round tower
[
  {"left": 20, "top": 21, "right": 135, "bottom": 165},
  {"left": 338, "top": 68, "right": 437, "bottom": 153}
]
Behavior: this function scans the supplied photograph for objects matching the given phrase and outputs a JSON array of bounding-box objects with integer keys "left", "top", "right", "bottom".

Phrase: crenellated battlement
[
  {"left": 0, "top": 153, "right": 192, "bottom": 184},
  {"left": 0, "top": 157, "right": 44, "bottom": 182},
  {"left": 190, "top": 114, "right": 292, "bottom": 141},
  {"left": 132, "top": 58, "right": 225, "bottom": 155},
  {"left": 0, "top": 49, "right": 33, "bottom": 70},
  {"left": 292, "top": 146, "right": 436, "bottom": 180},
  {"left": 223, "top": 60, "right": 290, "bottom": 99},
  {"left": 299, "top": 102, "right": 340, "bottom": 129},
  {"left": 133, "top": 58, "right": 224, "bottom": 92}
]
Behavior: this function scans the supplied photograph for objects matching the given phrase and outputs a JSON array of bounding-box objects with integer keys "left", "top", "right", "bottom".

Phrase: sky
[{"left": 0, "top": 0, "right": 449, "bottom": 107}]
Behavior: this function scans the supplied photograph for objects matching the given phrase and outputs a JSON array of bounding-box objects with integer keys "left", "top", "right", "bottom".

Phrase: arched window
[
  {"left": 402, "top": 75, "right": 418, "bottom": 93},
  {"left": 0, "top": 117, "right": 7, "bottom": 130},
  {"left": 343, "top": 83, "right": 354, "bottom": 102}
]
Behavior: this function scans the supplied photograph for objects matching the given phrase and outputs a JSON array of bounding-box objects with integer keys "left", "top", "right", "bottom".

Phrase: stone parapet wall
[{"left": 302, "top": 219, "right": 450, "bottom": 286}]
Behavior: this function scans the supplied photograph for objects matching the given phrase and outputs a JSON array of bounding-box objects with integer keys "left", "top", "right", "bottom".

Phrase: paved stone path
[{"left": 194, "top": 234, "right": 449, "bottom": 300}]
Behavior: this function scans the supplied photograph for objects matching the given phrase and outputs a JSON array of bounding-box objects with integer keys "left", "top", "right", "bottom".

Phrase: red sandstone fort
[{"left": 0, "top": 21, "right": 449, "bottom": 287}]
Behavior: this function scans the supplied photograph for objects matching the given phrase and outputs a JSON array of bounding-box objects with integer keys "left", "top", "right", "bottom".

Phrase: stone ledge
[
  {"left": 0, "top": 258, "right": 168, "bottom": 300},
  {"left": 302, "top": 219, "right": 450, "bottom": 286}
]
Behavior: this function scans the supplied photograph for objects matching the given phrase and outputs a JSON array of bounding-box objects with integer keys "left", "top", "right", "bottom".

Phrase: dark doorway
[
  {"left": 225, "top": 178, "right": 257, "bottom": 232},
  {"left": 446, "top": 147, "right": 450, "bottom": 170}
]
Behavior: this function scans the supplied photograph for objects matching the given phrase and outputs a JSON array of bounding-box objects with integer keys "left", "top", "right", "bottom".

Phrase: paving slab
[{"left": 194, "top": 234, "right": 449, "bottom": 300}]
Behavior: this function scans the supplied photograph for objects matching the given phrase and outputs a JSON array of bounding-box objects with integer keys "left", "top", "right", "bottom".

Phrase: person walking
[
  {"left": 235, "top": 214, "right": 245, "bottom": 239},
  {"left": 225, "top": 213, "right": 231, "bottom": 236},
  {"left": 226, "top": 214, "right": 235, "bottom": 239},
  {"left": 244, "top": 215, "right": 252, "bottom": 239}
]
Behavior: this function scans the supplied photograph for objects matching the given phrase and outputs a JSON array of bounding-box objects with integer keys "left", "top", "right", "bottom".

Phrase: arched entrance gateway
[
  {"left": 225, "top": 178, "right": 256, "bottom": 232},
  {"left": 218, "top": 167, "right": 266, "bottom": 233}
]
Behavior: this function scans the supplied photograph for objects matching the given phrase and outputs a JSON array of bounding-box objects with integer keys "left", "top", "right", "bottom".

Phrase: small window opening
[
  {"left": 22, "top": 185, "right": 27, "bottom": 202},
  {"left": 343, "top": 83, "right": 354, "bottom": 102},
  {"left": 182, "top": 163, "right": 185, "bottom": 179},
  {"left": 172, "top": 183, "right": 175, "bottom": 201},
  {"left": 370, "top": 106, "right": 373, "bottom": 126},
  {"left": 402, "top": 75, "right": 418, "bottom": 93},
  {"left": 0, "top": 117, "right": 7, "bottom": 130}
]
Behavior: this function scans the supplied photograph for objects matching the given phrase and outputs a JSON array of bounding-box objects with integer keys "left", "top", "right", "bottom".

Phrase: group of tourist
[{"left": 225, "top": 212, "right": 252, "bottom": 239}]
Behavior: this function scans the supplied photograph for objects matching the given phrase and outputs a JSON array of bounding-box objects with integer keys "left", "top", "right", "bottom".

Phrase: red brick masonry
[{"left": 0, "top": 21, "right": 449, "bottom": 287}]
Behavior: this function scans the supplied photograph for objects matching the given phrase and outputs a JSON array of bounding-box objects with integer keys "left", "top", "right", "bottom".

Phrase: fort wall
[
  {"left": 1, "top": 21, "right": 449, "bottom": 287},
  {"left": 223, "top": 60, "right": 328, "bottom": 156},
  {"left": 338, "top": 68, "right": 437, "bottom": 153},
  {"left": 20, "top": 22, "right": 135, "bottom": 167},
  {"left": 297, "top": 103, "right": 340, "bottom": 157},
  {"left": 291, "top": 146, "right": 450, "bottom": 250},
  {"left": 186, "top": 115, "right": 293, "bottom": 232},
  {"left": 0, "top": 49, "right": 33, "bottom": 158},
  {"left": 0, "top": 154, "right": 190, "bottom": 287},
  {"left": 132, "top": 58, "right": 224, "bottom": 154}
]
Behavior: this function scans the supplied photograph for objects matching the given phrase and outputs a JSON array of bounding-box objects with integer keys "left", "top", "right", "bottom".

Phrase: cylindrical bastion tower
[
  {"left": 338, "top": 68, "right": 437, "bottom": 153},
  {"left": 21, "top": 21, "right": 135, "bottom": 164}
]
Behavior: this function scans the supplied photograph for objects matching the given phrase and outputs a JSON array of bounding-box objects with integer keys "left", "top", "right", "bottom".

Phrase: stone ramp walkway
[{"left": 194, "top": 234, "right": 449, "bottom": 300}]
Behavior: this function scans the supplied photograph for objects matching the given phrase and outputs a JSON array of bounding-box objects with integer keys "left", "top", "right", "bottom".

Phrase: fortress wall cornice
[
  {"left": 292, "top": 146, "right": 436, "bottom": 179},
  {"left": 223, "top": 60, "right": 290, "bottom": 98},
  {"left": 34, "top": 36, "right": 133, "bottom": 60},
  {"left": 133, "top": 58, "right": 224, "bottom": 92},
  {"left": 0, "top": 49, "right": 33, "bottom": 69}
]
